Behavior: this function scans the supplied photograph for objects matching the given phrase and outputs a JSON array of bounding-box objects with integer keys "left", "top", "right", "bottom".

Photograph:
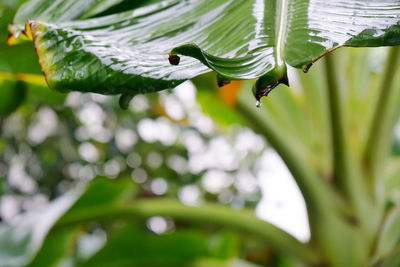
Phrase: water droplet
[{"left": 255, "top": 100, "right": 261, "bottom": 108}]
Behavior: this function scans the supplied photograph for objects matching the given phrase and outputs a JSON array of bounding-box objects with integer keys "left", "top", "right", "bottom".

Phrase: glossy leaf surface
[{"left": 9, "top": 0, "right": 400, "bottom": 98}]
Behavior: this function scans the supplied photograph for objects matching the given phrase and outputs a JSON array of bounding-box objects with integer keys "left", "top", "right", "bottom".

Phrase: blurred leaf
[
  {"left": 80, "top": 223, "right": 207, "bottom": 267},
  {"left": 1, "top": 5, "right": 42, "bottom": 76},
  {"left": 0, "top": 80, "right": 27, "bottom": 117},
  {"left": 0, "top": 177, "right": 137, "bottom": 267},
  {"left": 374, "top": 207, "right": 400, "bottom": 263},
  {"left": 57, "top": 198, "right": 318, "bottom": 264},
  {"left": 380, "top": 252, "right": 400, "bottom": 267},
  {"left": 312, "top": 211, "right": 367, "bottom": 267},
  {"left": 192, "top": 74, "right": 246, "bottom": 127},
  {"left": 26, "top": 227, "right": 76, "bottom": 267},
  {"left": 0, "top": 190, "right": 80, "bottom": 267},
  {"left": 384, "top": 158, "right": 400, "bottom": 203},
  {"left": 193, "top": 258, "right": 261, "bottom": 267},
  {"left": 24, "top": 82, "right": 66, "bottom": 105},
  {"left": 208, "top": 230, "right": 240, "bottom": 260},
  {"left": 60, "top": 177, "right": 137, "bottom": 214},
  {"left": 0, "top": 44, "right": 42, "bottom": 75}
]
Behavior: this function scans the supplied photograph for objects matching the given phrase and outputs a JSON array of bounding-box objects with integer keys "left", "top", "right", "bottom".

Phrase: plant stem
[
  {"left": 0, "top": 117, "right": 3, "bottom": 135},
  {"left": 324, "top": 53, "right": 376, "bottom": 236},
  {"left": 235, "top": 94, "right": 350, "bottom": 219},
  {"left": 56, "top": 199, "right": 320, "bottom": 265},
  {"left": 364, "top": 47, "right": 400, "bottom": 187},
  {"left": 324, "top": 53, "right": 349, "bottom": 190}
]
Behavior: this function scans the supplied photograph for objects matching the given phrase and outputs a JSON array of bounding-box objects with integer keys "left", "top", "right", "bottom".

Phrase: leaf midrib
[{"left": 276, "top": 0, "right": 289, "bottom": 67}]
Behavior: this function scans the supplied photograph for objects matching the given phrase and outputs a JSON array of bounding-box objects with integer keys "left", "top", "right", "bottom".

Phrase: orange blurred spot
[{"left": 218, "top": 80, "right": 241, "bottom": 107}]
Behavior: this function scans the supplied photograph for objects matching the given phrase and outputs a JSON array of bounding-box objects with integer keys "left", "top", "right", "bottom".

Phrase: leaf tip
[
  {"left": 252, "top": 74, "right": 289, "bottom": 101},
  {"left": 216, "top": 74, "right": 231, "bottom": 88},
  {"left": 119, "top": 94, "right": 134, "bottom": 110},
  {"left": 7, "top": 24, "right": 30, "bottom": 45},
  {"left": 25, "top": 20, "right": 35, "bottom": 40}
]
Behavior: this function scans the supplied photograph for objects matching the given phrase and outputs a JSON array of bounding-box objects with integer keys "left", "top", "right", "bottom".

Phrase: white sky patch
[{"left": 255, "top": 149, "right": 310, "bottom": 242}]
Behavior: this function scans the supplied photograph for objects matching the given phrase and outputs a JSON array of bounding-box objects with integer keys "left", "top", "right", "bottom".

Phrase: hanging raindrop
[{"left": 255, "top": 100, "right": 261, "bottom": 108}]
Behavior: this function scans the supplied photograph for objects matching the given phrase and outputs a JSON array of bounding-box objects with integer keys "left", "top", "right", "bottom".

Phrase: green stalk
[
  {"left": 56, "top": 199, "right": 320, "bottom": 265},
  {"left": 324, "top": 54, "right": 375, "bottom": 236},
  {"left": 235, "top": 93, "right": 350, "bottom": 219},
  {"left": 0, "top": 117, "right": 3, "bottom": 134},
  {"left": 364, "top": 47, "right": 400, "bottom": 187},
  {"left": 324, "top": 53, "right": 349, "bottom": 190}
]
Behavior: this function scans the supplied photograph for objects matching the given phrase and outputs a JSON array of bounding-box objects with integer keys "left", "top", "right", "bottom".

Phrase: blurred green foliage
[
  {"left": 0, "top": 2, "right": 276, "bottom": 266},
  {"left": 2, "top": 1, "right": 400, "bottom": 267}
]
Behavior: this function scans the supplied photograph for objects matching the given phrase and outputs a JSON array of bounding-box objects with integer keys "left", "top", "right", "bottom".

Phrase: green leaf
[
  {"left": 0, "top": 176, "right": 317, "bottom": 266},
  {"left": 384, "top": 158, "right": 400, "bottom": 203},
  {"left": 60, "top": 177, "right": 137, "bottom": 213},
  {"left": 380, "top": 252, "right": 400, "bottom": 267},
  {"left": 9, "top": 0, "right": 400, "bottom": 98},
  {"left": 208, "top": 230, "right": 240, "bottom": 260},
  {"left": 0, "top": 80, "right": 27, "bottom": 117},
  {"left": 0, "top": 190, "right": 80, "bottom": 267},
  {"left": 0, "top": 177, "right": 136, "bottom": 267},
  {"left": 79, "top": 223, "right": 208, "bottom": 267},
  {"left": 374, "top": 207, "right": 400, "bottom": 263},
  {"left": 192, "top": 73, "right": 247, "bottom": 127},
  {"left": 26, "top": 227, "right": 76, "bottom": 267},
  {"left": 57, "top": 199, "right": 319, "bottom": 265}
]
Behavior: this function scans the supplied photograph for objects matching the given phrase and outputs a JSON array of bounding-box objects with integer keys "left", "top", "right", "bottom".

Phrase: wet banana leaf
[{"left": 8, "top": 0, "right": 400, "bottom": 100}]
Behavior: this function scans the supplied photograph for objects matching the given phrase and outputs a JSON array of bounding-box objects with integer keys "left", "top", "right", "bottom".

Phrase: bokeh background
[{"left": 2, "top": 1, "right": 400, "bottom": 266}]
